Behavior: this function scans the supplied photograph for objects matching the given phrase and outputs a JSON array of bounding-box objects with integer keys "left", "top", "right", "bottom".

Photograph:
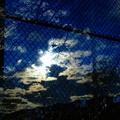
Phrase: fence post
[{"left": 0, "top": 0, "right": 5, "bottom": 86}]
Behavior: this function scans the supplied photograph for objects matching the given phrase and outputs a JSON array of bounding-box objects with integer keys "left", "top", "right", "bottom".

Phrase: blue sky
[
  {"left": 1, "top": 0, "right": 120, "bottom": 113},
  {"left": 5, "top": 0, "right": 120, "bottom": 37}
]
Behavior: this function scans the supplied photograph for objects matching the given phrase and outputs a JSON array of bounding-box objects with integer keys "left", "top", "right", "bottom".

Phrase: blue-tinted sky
[
  {"left": 1, "top": 0, "right": 120, "bottom": 113},
  {"left": 5, "top": 0, "right": 120, "bottom": 38}
]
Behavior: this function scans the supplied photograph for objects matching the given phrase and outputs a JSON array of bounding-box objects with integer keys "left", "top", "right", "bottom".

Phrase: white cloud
[
  {"left": 49, "top": 38, "right": 64, "bottom": 48},
  {"left": 17, "top": 46, "right": 26, "bottom": 53},
  {"left": 17, "top": 59, "right": 22, "bottom": 65},
  {"left": 28, "top": 83, "right": 47, "bottom": 93},
  {"left": 83, "top": 51, "right": 92, "bottom": 56},
  {"left": 43, "top": 9, "right": 55, "bottom": 17},
  {"left": 3, "top": 85, "right": 47, "bottom": 97},
  {"left": 83, "top": 28, "right": 91, "bottom": 40},
  {"left": 60, "top": 63, "right": 93, "bottom": 79},
  {"left": 65, "top": 39, "right": 78, "bottom": 48},
  {"left": 70, "top": 94, "right": 93, "bottom": 101},
  {"left": 14, "top": 65, "right": 57, "bottom": 84},
  {"left": 5, "top": 66, "right": 15, "bottom": 73},
  {"left": 96, "top": 41, "right": 106, "bottom": 50},
  {"left": 96, "top": 55, "right": 112, "bottom": 62},
  {"left": 49, "top": 38, "right": 79, "bottom": 50},
  {"left": 5, "top": 22, "right": 17, "bottom": 38},
  {"left": 76, "top": 76, "right": 92, "bottom": 84},
  {"left": 42, "top": 9, "right": 68, "bottom": 23},
  {"left": 4, "top": 88, "right": 26, "bottom": 96},
  {"left": 58, "top": 50, "right": 91, "bottom": 62},
  {"left": 10, "top": 0, "right": 68, "bottom": 22},
  {"left": 5, "top": 45, "right": 26, "bottom": 53}
]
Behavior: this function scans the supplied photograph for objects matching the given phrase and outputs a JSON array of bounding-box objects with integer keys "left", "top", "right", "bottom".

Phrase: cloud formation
[
  {"left": 0, "top": 97, "right": 41, "bottom": 114},
  {"left": 13, "top": 36, "right": 92, "bottom": 84},
  {"left": 5, "top": 45, "right": 26, "bottom": 53},
  {"left": 70, "top": 94, "right": 93, "bottom": 101}
]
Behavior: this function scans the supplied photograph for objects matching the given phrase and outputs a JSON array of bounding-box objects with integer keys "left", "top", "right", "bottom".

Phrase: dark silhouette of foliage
[{"left": 2, "top": 98, "right": 120, "bottom": 120}]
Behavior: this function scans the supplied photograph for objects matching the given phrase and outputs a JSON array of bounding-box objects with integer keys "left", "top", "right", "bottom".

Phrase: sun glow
[
  {"left": 31, "top": 50, "right": 58, "bottom": 79},
  {"left": 22, "top": 50, "right": 59, "bottom": 81},
  {"left": 39, "top": 51, "right": 57, "bottom": 67}
]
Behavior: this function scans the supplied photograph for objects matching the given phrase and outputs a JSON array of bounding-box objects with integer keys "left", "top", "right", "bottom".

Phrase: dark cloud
[
  {"left": 0, "top": 97, "right": 40, "bottom": 114},
  {"left": 47, "top": 64, "right": 67, "bottom": 77},
  {"left": 3, "top": 76, "right": 30, "bottom": 91}
]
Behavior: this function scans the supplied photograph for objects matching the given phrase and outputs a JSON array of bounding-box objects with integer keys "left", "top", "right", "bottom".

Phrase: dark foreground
[{"left": 1, "top": 98, "right": 120, "bottom": 120}]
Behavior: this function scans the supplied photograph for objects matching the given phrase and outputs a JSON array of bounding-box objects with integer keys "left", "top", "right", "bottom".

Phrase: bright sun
[
  {"left": 30, "top": 50, "right": 58, "bottom": 79},
  {"left": 39, "top": 51, "right": 57, "bottom": 67}
]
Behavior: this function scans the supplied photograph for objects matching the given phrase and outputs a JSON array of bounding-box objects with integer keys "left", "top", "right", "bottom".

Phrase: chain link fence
[{"left": 0, "top": 0, "right": 120, "bottom": 119}]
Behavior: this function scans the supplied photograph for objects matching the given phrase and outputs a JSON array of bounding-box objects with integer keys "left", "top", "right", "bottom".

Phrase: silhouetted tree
[{"left": 89, "top": 61, "right": 120, "bottom": 106}]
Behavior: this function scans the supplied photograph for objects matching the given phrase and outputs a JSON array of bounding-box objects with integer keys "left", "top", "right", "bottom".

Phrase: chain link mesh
[
  {"left": 5, "top": 0, "right": 120, "bottom": 39},
  {"left": 0, "top": 0, "right": 120, "bottom": 119}
]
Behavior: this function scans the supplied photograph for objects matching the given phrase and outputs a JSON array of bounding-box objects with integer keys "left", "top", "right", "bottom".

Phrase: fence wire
[{"left": 0, "top": 0, "right": 120, "bottom": 119}]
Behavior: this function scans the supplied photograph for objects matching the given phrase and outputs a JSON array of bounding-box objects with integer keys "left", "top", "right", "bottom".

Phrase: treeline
[{"left": 2, "top": 96, "right": 120, "bottom": 120}]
